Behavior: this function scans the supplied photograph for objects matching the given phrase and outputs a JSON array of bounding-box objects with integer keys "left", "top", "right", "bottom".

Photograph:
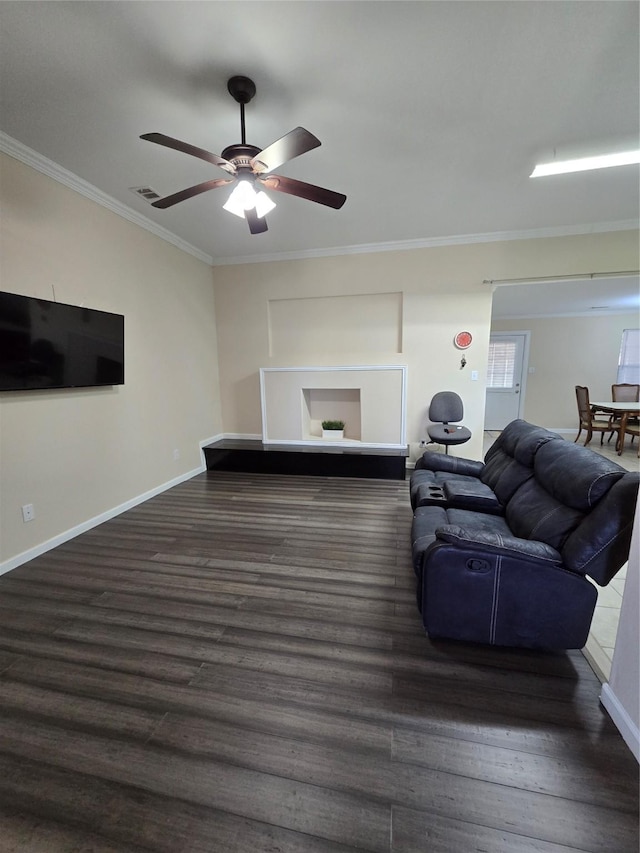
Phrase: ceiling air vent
[{"left": 129, "top": 186, "right": 161, "bottom": 203}]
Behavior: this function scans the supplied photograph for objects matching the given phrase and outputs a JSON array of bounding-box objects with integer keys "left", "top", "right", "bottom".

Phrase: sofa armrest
[
  {"left": 435, "top": 524, "right": 563, "bottom": 565},
  {"left": 415, "top": 450, "right": 484, "bottom": 477}
]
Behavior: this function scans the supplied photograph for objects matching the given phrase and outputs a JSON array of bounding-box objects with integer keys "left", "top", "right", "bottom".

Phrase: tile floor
[{"left": 483, "top": 429, "right": 639, "bottom": 683}]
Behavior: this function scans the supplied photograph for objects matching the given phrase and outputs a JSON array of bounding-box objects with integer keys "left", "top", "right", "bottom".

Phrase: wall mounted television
[{"left": 0, "top": 292, "right": 124, "bottom": 391}]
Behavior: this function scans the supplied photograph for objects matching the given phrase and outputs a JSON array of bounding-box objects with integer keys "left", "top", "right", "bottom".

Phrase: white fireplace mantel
[{"left": 259, "top": 365, "right": 407, "bottom": 449}]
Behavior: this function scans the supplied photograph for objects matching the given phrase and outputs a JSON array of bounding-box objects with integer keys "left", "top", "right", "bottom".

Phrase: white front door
[{"left": 484, "top": 333, "right": 528, "bottom": 430}]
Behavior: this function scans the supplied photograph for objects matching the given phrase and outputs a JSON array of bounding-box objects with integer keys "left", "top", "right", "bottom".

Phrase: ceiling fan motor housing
[{"left": 220, "top": 143, "right": 262, "bottom": 170}]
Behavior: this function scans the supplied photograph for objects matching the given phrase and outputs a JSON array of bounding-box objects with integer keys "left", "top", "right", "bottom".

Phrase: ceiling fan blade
[
  {"left": 251, "top": 127, "right": 321, "bottom": 174},
  {"left": 260, "top": 174, "right": 346, "bottom": 209},
  {"left": 151, "top": 178, "right": 234, "bottom": 209},
  {"left": 141, "top": 133, "right": 236, "bottom": 174},
  {"left": 245, "top": 208, "right": 268, "bottom": 234}
]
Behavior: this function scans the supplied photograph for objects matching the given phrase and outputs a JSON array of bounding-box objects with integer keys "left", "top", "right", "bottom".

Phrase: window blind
[
  {"left": 487, "top": 340, "right": 517, "bottom": 388},
  {"left": 617, "top": 328, "right": 640, "bottom": 384}
]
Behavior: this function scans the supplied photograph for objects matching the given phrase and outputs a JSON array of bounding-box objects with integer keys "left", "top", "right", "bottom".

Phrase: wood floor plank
[
  {"left": 392, "top": 672, "right": 607, "bottom": 729},
  {"left": 0, "top": 629, "right": 202, "bottom": 683},
  {"left": 52, "top": 622, "right": 394, "bottom": 692},
  {"left": 391, "top": 805, "right": 599, "bottom": 853},
  {"left": 3, "top": 657, "right": 392, "bottom": 753},
  {"left": 16, "top": 563, "right": 403, "bottom": 612},
  {"left": 0, "top": 755, "right": 368, "bottom": 853},
  {"left": 0, "top": 679, "right": 164, "bottom": 742},
  {"left": 0, "top": 588, "right": 397, "bottom": 651},
  {"left": 391, "top": 725, "right": 638, "bottom": 812},
  {"left": 0, "top": 807, "right": 152, "bottom": 853},
  {"left": 0, "top": 716, "right": 392, "bottom": 852},
  {"left": 148, "top": 709, "right": 637, "bottom": 819},
  {"left": 0, "top": 470, "right": 636, "bottom": 853}
]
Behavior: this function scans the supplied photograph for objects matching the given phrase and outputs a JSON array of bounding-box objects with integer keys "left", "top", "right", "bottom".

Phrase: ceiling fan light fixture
[
  {"left": 223, "top": 179, "right": 257, "bottom": 218},
  {"left": 530, "top": 149, "right": 640, "bottom": 177},
  {"left": 223, "top": 180, "right": 276, "bottom": 220},
  {"left": 254, "top": 191, "right": 276, "bottom": 218},
  {"left": 141, "top": 75, "right": 344, "bottom": 232}
]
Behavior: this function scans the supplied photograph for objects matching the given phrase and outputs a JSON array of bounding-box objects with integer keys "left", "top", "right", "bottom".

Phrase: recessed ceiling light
[{"left": 530, "top": 150, "right": 640, "bottom": 177}]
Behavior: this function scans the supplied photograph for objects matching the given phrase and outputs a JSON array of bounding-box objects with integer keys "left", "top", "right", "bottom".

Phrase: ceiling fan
[{"left": 140, "top": 76, "right": 347, "bottom": 234}]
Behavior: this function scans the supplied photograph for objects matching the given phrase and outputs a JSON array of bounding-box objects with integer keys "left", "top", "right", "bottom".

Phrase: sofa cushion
[
  {"left": 480, "top": 420, "right": 562, "bottom": 504},
  {"left": 531, "top": 439, "right": 626, "bottom": 511},
  {"left": 445, "top": 508, "right": 512, "bottom": 534},
  {"left": 503, "top": 438, "right": 628, "bottom": 552},
  {"left": 505, "top": 481, "right": 584, "bottom": 551}
]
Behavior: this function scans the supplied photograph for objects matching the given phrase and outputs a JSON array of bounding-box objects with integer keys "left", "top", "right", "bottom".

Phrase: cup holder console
[{"left": 426, "top": 485, "right": 446, "bottom": 502}]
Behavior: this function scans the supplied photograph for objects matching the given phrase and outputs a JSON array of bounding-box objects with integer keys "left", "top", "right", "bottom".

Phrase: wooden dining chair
[
  {"left": 608, "top": 383, "right": 640, "bottom": 444},
  {"left": 612, "top": 383, "right": 640, "bottom": 402},
  {"left": 575, "top": 385, "right": 619, "bottom": 446}
]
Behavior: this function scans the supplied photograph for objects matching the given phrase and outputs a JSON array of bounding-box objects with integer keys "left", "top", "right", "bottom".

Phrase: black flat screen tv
[{"left": 0, "top": 292, "right": 124, "bottom": 391}]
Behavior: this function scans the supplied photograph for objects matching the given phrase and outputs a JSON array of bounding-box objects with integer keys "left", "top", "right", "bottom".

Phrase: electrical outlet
[
  {"left": 471, "top": 370, "right": 479, "bottom": 381},
  {"left": 173, "top": 449, "right": 180, "bottom": 460},
  {"left": 21, "top": 503, "right": 35, "bottom": 522}
]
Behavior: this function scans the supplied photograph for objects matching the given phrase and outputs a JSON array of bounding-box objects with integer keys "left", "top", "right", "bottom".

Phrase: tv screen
[{"left": 0, "top": 292, "right": 124, "bottom": 391}]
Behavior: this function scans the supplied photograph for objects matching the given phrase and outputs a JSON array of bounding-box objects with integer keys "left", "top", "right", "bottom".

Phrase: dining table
[{"left": 590, "top": 401, "right": 640, "bottom": 454}]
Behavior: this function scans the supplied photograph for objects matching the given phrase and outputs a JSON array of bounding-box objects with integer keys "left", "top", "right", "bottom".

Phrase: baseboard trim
[
  {"left": 0, "top": 464, "right": 204, "bottom": 577},
  {"left": 600, "top": 683, "right": 640, "bottom": 762}
]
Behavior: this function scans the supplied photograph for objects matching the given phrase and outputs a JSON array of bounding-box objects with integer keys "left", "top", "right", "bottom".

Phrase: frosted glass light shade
[
  {"left": 254, "top": 191, "right": 276, "bottom": 218},
  {"left": 223, "top": 181, "right": 276, "bottom": 219},
  {"left": 223, "top": 181, "right": 256, "bottom": 218}
]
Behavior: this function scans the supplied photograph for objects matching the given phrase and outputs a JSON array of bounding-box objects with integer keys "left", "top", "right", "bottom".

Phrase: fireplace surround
[{"left": 259, "top": 366, "right": 407, "bottom": 449}]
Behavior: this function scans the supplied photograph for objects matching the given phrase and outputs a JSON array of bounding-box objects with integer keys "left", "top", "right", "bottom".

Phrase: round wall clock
[{"left": 454, "top": 331, "right": 473, "bottom": 349}]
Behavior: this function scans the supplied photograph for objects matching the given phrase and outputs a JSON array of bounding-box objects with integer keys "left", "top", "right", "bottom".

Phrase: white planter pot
[{"left": 322, "top": 429, "right": 344, "bottom": 440}]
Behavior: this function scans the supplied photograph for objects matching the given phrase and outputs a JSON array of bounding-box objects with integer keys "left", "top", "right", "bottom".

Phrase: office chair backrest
[{"left": 429, "top": 391, "right": 464, "bottom": 424}]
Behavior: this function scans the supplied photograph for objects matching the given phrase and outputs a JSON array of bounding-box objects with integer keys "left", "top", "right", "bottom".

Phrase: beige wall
[
  {"left": 0, "top": 154, "right": 222, "bottom": 566},
  {"left": 492, "top": 313, "right": 639, "bottom": 431},
  {"left": 213, "top": 231, "right": 639, "bottom": 460}
]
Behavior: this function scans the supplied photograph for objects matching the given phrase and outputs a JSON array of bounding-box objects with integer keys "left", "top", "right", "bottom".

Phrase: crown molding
[
  {"left": 2, "top": 132, "right": 637, "bottom": 269},
  {"left": 212, "top": 220, "right": 640, "bottom": 266},
  {"left": 0, "top": 132, "right": 214, "bottom": 266},
  {"left": 494, "top": 308, "right": 640, "bottom": 321}
]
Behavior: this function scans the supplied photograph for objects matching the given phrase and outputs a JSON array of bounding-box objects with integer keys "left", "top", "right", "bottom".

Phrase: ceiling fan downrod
[{"left": 227, "top": 76, "right": 256, "bottom": 146}]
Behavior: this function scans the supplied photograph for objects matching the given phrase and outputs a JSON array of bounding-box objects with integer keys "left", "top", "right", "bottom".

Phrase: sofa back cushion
[
  {"left": 505, "top": 439, "right": 627, "bottom": 557},
  {"left": 481, "top": 420, "right": 562, "bottom": 505}
]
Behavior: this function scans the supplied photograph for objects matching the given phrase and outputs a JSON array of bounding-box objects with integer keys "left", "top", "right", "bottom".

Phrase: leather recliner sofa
[{"left": 410, "top": 420, "right": 639, "bottom": 649}]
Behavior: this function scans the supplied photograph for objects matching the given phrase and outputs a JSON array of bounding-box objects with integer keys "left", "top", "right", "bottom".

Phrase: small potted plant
[{"left": 322, "top": 419, "right": 345, "bottom": 440}]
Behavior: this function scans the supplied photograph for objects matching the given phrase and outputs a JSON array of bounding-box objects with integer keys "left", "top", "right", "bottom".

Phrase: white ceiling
[
  {"left": 0, "top": 1, "right": 639, "bottom": 273},
  {"left": 490, "top": 275, "right": 640, "bottom": 319}
]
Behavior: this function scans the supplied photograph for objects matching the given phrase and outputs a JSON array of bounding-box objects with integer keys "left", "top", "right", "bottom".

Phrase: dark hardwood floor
[{"left": 0, "top": 471, "right": 637, "bottom": 852}]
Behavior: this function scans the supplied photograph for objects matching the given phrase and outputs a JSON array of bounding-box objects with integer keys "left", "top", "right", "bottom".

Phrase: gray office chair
[{"left": 427, "top": 391, "right": 472, "bottom": 454}]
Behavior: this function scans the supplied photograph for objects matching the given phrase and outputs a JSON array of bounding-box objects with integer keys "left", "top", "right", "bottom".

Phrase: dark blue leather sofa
[{"left": 410, "top": 420, "right": 639, "bottom": 649}]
